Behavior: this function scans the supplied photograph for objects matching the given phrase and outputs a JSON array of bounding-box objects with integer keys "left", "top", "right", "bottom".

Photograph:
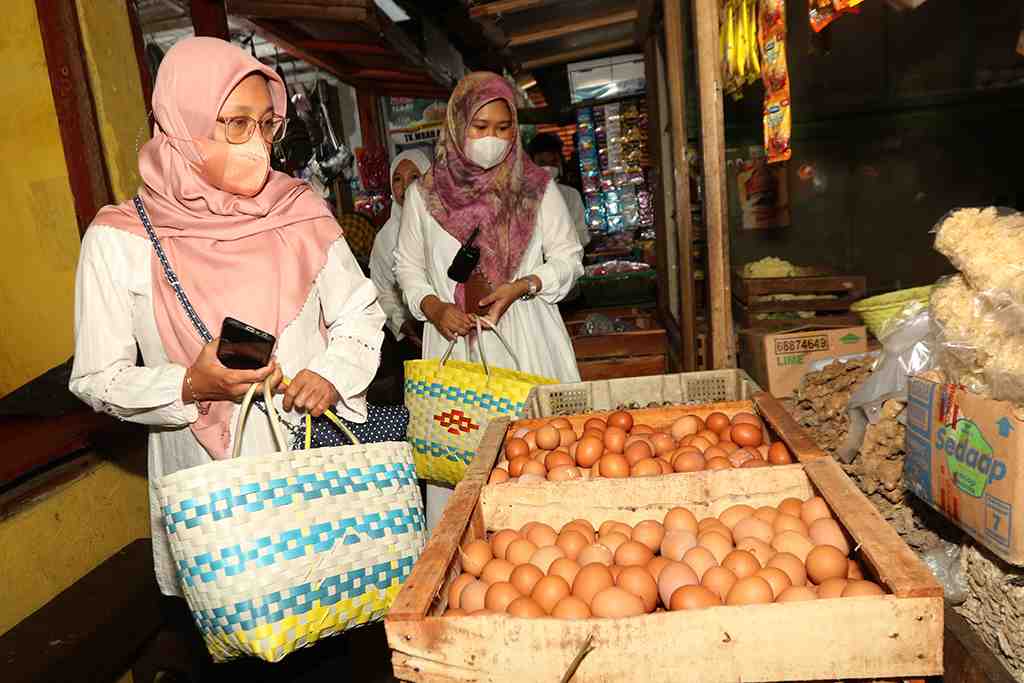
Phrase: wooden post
[
  {"left": 191, "top": 0, "right": 229, "bottom": 39},
  {"left": 35, "top": 0, "right": 113, "bottom": 237},
  {"left": 692, "top": 0, "right": 736, "bottom": 369},
  {"left": 663, "top": 0, "right": 698, "bottom": 371},
  {"left": 356, "top": 91, "right": 385, "bottom": 152},
  {"left": 125, "top": 0, "right": 153, "bottom": 106}
]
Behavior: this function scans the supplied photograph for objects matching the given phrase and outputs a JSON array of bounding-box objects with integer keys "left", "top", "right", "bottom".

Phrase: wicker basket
[
  {"left": 524, "top": 369, "right": 762, "bottom": 418},
  {"left": 850, "top": 285, "right": 934, "bottom": 337}
]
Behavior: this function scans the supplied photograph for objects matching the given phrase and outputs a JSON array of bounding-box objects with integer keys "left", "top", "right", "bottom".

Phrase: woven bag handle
[
  {"left": 437, "top": 316, "right": 522, "bottom": 375},
  {"left": 232, "top": 378, "right": 290, "bottom": 458}
]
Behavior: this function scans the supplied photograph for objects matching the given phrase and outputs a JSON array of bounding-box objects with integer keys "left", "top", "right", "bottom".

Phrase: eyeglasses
[{"left": 216, "top": 114, "right": 288, "bottom": 144}]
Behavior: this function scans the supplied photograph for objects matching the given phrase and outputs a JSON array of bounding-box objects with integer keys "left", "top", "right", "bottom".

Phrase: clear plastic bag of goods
[
  {"left": 919, "top": 541, "right": 969, "bottom": 606},
  {"left": 932, "top": 206, "right": 1024, "bottom": 308},
  {"left": 930, "top": 275, "right": 1024, "bottom": 404}
]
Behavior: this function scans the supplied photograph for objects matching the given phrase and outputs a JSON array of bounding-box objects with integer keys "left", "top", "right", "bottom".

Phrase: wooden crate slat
[
  {"left": 753, "top": 392, "right": 828, "bottom": 463},
  {"left": 733, "top": 304, "right": 865, "bottom": 331},
  {"left": 733, "top": 269, "right": 867, "bottom": 301},
  {"left": 740, "top": 294, "right": 864, "bottom": 313},
  {"left": 804, "top": 458, "right": 943, "bottom": 599},
  {"left": 578, "top": 354, "right": 667, "bottom": 381}
]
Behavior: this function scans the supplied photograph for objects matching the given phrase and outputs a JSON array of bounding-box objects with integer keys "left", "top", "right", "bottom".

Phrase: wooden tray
[
  {"left": 385, "top": 395, "right": 943, "bottom": 682},
  {"left": 732, "top": 267, "right": 867, "bottom": 330},
  {"left": 564, "top": 306, "right": 667, "bottom": 360}
]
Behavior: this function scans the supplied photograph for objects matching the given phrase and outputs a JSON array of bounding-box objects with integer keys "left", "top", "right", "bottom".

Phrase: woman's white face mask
[
  {"left": 465, "top": 136, "right": 510, "bottom": 169},
  {"left": 541, "top": 165, "right": 560, "bottom": 180}
]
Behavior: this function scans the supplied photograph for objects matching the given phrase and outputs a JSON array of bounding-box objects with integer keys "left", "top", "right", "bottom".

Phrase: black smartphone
[{"left": 217, "top": 317, "right": 275, "bottom": 370}]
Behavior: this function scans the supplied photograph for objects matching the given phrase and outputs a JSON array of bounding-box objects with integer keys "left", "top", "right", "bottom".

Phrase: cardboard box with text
[{"left": 738, "top": 325, "right": 868, "bottom": 397}]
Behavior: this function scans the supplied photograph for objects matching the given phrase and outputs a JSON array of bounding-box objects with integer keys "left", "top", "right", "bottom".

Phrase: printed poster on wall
[
  {"left": 737, "top": 146, "right": 790, "bottom": 230},
  {"left": 387, "top": 97, "right": 446, "bottom": 155}
]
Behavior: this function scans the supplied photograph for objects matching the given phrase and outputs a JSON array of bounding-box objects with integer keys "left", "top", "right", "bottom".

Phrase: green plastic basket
[{"left": 850, "top": 285, "right": 934, "bottom": 337}]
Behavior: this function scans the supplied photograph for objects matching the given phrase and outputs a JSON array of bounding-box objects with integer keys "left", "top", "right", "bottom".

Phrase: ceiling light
[{"left": 375, "top": 0, "right": 410, "bottom": 22}]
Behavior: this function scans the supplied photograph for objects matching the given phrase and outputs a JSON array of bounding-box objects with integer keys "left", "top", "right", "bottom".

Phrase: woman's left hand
[
  {"left": 479, "top": 280, "right": 528, "bottom": 325},
  {"left": 280, "top": 370, "right": 340, "bottom": 417}
]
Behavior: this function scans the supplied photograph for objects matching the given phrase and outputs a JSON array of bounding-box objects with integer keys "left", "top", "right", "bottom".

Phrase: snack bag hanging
[{"left": 759, "top": 0, "right": 792, "bottom": 163}]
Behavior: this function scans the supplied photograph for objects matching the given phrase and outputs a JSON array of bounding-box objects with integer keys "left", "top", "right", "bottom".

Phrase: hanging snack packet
[
  {"left": 764, "top": 93, "right": 792, "bottom": 163},
  {"left": 759, "top": 0, "right": 791, "bottom": 163}
]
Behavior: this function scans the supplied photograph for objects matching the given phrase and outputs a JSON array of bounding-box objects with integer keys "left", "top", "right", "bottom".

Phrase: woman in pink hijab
[{"left": 69, "top": 37, "right": 386, "bottom": 598}]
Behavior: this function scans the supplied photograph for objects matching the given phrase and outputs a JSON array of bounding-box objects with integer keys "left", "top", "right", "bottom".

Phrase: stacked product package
[{"left": 576, "top": 98, "right": 654, "bottom": 237}]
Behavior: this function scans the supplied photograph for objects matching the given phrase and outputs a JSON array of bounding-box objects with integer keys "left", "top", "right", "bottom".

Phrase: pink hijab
[
  {"left": 419, "top": 72, "right": 549, "bottom": 295},
  {"left": 94, "top": 37, "right": 342, "bottom": 458}
]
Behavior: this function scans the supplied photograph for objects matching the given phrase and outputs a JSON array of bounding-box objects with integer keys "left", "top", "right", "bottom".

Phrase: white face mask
[
  {"left": 541, "top": 165, "right": 560, "bottom": 180},
  {"left": 465, "top": 136, "right": 510, "bottom": 169}
]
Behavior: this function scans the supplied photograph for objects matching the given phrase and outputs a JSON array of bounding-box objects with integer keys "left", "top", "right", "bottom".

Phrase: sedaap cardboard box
[
  {"left": 738, "top": 325, "right": 868, "bottom": 397},
  {"left": 905, "top": 377, "right": 1024, "bottom": 565}
]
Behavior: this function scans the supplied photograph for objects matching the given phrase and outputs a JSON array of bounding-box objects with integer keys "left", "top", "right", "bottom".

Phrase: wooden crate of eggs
[
  {"left": 385, "top": 417, "right": 944, "bottom": 682},
  {"left": 490, "top": 394, "right": 805, "bottom": 487}
]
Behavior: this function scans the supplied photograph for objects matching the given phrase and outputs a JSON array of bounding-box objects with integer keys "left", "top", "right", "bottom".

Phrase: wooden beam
[
  {"left": 357, "top": 91, "right": 385, "bottom": 151},
  {"left": 295, "top": 40, "right": 394, "bottom": 56},
  {"left": 508, "top": 9, "right": 639, "bottom": 47},
  {"left": 378, "top": 11, "right": 455, "bottom": 88},
  {"left": 227, "top": 0, "right": 371, "bottom": 22},
  {"left": 469, "top": 0, "right": 560, "bottom": 18},
  {"left": 190, "top": 0, "right": 229, "bottom": 38},
  {"left": 636, "top": 0, "right": 658, "bottom": 44},
  {"left": 693, "top": 0, "right": 735, "bottom": 369},
  {"left": 35, "top": 0, "right": 114, "bottom": 237},
  {"left": 662, "top": 1, "right": 698, "bottom": 371},
  {"left": 233, "top": 16, "right": 366, "bottom": 82},
  {"left": 521, "top": 38, "right": 635, "bottom": 69},
  {"left": 126, "top": 0, "right": 153, "bottom": 107}
]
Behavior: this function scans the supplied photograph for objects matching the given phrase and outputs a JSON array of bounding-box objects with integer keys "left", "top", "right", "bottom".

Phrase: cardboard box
[
  {"left": 738, "top": 325, "right": 868, "bottom": 397},
  {"left": 905, "top": 377, "right": 1024, "bottom": 565}
]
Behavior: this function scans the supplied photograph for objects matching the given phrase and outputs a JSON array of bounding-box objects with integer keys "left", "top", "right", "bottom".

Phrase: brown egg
[
  {"left": 490, "top": 529, "right": 520, "bottom": 560},
  {"left": 689, "top": 436, "right": 713, "bottom": 452},
  {"left": 632, "top": 424, "right": 655, "bottom": 435},
  {"left": 488, "top": 469, "right": 510, "bottom": 485},
  {"left": 557, "top": 428, "right": 577, "bottom": 449},
  {"left": 563, "top": 521, "right": 596, "bottom": 544},
  {"left": 698, "top": 518, "right": 733, "bottom": 538},
  {"left": 726, "top": 576, "right": 774, "bottom": 605},
  {"left": 701, "top": 566, "right": 738, "bottom": 601},
  {"left": 772, "top": 531, "right": 814, "bottom": 563},
  {"left": 547, "top": 465, "right": 582, "bottom": 482},
  {"left": 716, "top": 440, "right": 740, "bottom": 455},
  {"left": 549, "top": 418, "right": 572, "bottom": 429},
  {"left": 481, "top": 558, "right": 515, "bottom": 584},
  {"left": 460, "top": 579, "right": 489, "bottom": 613},
  {"left": 448, "top": 573, "right": 476, "bottom": 609},
  {"left": 632, "top": 520, "right": 666, "bottom": 552},
  {"left": 531, "top": 575, "right": 571, "bottom": 613},
  {"left": 484, "top": 582, "right": 521, "bottom": 612},
  {"left": 544, "top": 450, "right": 574, "bottom": 470},
  {"left": 698, "top": 532, "right": 734, "bottom": 564},
  {"left": 507, "top": 455, "right": 531, "bottom": 477},
  {"left": 607, "top": 411, "right": 635, "bottom": 432},
  {"left": 647, "top": 555, "right": 671, "bottom": 582},
  {"left": 609, "top": 521, "right": 634, "bottom": 538},
  {"left": 755, "top": 567, "right": 792, "bottom": 598},
  {"left": 672, "top": 449, "right": 705, "bottom": 473},
  {"left": 573, "top": 563, "right": 615, "bottom": 603},
  {"left": 444, "top": 608, "right": 467, "bottom": 617},
  {"left": 730, "top": 423, "right": 763, "bottom": 448},
  {"left": 767, "top": 442, "right": 793, "bottom": 465},
  {"left": 719, "top": 504, "right": 756, "bottom": 529},
  {"left": 696, "top": 430, "right": 721, "bottom": 446},
  {"left": 591, "top": 586, "right": 646, "bottom": 618},
  {"left": 657, "top": 561, "right": 699, "bottom": 606},
  {"left": 728, "top": 448, "right": 758, "bottom": 468},
  {"left": 507, "top": 596, "right": 546, "bottom": 618},
  {"left": 461, "top": 539, "right": 493, "bottom": 576},
  {"left": 584, "top": 417, "right": 607, "bottom": 432},
  {"left": 597, "top": 453, "right": 630, "bottom": 478},
  {"left": 816, "top": 577, "right": 849, "bottom": 599},
  {"left": 679, "top": 435, "right": 696, "bottom": 447},
  {"left": 505, "top": 438, "right": 530, "bottom": 461},
  {"left": 671, "top": 415, "right": 704, "bottom": 440},
  {"left": 664, "top": 507, "right": 699, "bottom": 534},
  {"left": 598, "top": 520, "right": 619, "bottom": 537},
  {"left": 682, "top": 546, "right": 718, "bottom": 581},
  {"left": 742, "top": 459, "right": 769, "bottom": 469},
  {"left": 753, "top": 506, "right": 779, "bottom": 525},
  {"left": 525, "top": 523, "right": 557, "bottom": 548},
  {"left": 809, "top": 518, "right": 850, "bottom": 556},
  {"left": 521, "top": 460, "right": 548, "bottom": 478},
  {"left": 509, "top": 563, "right": 544, "bottom": 595},
  {"left": 702, "top": 446, "right": 729, "bottom": 462},
  {"left": 731, "top": 412, "right": 762, "bottom": 427},
  {"left": 615, "top": 541, "right": 655, "bottom": 567},
  {"left": 705, "top": 412, "right": 732, "bottom": 434},
  {"left": 506, "top": 538, "right": 538, "bottom": 566},
  {"left": 657, "top": 458, "right": 675, "bottom": 475},
  {"left": 772, "top": 513, "right": 809, "bottom": 537},
  {"left": 776, "top": 586, "right": 818, "bottom": 602},
  {"left": 722, "top": 549, "right": 761, "bottom": 579},
  {"left": 801, "top": 496, "right": 832, "bottom": 526},
  {"left": 616, "top": 565, "right": 659, "bottom": 612},
  {"left": 535, "top": 426, "right": 561, "bottom": 450},
  {"left": 603, "top": 427, "right": 628, "bottom": 454},
  {"left": 650, "top": 433, "right": 677, "bottom": 456},
  {"left": 842, "top": 580, "right": 885, "bottom": 598},
  {"left": 735, "top": 538, "right": 776, "bottom": 567},
  {"left": 577, "top": 543, "right": 614, "bottom": 567},
  {"left": 551, "top": 595, "right": 591, "bottom": 619},
  {"left": 767, "top": 552, "right": 807, "bottom": 587},
  {"left": 669, "top": 585, "right": 722, "bottom": 610},
  {"left": 574, "top": 436, "right": 604, "bottom": 468},
  {"left": 549, "top": 558, "right": 581, "bottom": 587},
  {"left": 530, "top": 449, "right": 551, "bottom": 463},
  {"left": 777, "top": 497, "right": 803, "bottom": 518},
  {"left": 530, "top": 546, "right": 566, "bottom": 574},
  {"left": 732, "top": 517, "right": 774, "bottom": 544},
  {"left": 847, "top": 559, "right": 864, "bottom": 580},
  {"left": 555, "top": 530, "right": 588, "bottom": 561},
  {"left": 624, "top": 440, "right": 654, "bottom": 465},
  {"left": 523, "top": 431, "right": 538, "bottom": 450},
  {"left": 806, "top": 545, "right": 848, "bottom": 584},
  {"left": 661, "top": 530, "right": 698, "bottom": 561},
  {"left": 631, "top": 458, "right": 662, "bottom": 477},
  {"left": 705, "top": 456, "right": 732, "bottom": 470},
  {"left": 598, "top": 532, "right": 630, "bottom": 556}
]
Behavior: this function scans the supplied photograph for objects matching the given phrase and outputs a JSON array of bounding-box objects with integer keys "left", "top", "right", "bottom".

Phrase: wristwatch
[{"left": 520, "top": 277, "right": 539, "bottom": 301}]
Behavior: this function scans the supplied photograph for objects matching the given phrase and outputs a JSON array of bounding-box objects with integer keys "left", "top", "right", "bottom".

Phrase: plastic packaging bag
[
  {"left": 931, "top": 274, "right": 1024, "bottom": 404},
  {"left": 838, "top": 302, "right": 935, "bottom": 462},
  {"left": 932, "top": 207, "right": 1024, "bottom": 308},
  {"left": 919, "top": 541, "right": 969, "bottom": 606}
]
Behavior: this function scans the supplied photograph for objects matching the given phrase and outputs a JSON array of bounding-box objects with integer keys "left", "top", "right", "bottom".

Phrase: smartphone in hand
[{"left": 217, "top": 317, "right": 275, "bottom": 370}]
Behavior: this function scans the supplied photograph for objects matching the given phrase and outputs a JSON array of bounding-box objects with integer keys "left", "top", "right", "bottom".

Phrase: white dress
[
  {"left": 69, "top": 225, "right": 385, "bottom": 597},
  {"left": 556, "top": 183, "right": 591, "bottom": 248},
  {"left": 395, "top": 180, "right": 583, "bottom": 529},
  {"left": 369, "top": 207, "right": 412, "bottom": 340}
]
